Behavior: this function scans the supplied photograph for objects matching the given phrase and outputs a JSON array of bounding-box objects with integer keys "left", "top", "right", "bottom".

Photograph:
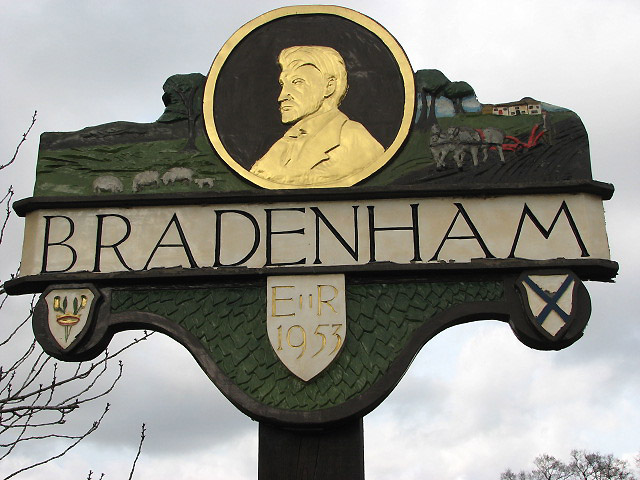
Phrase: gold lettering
[
  {"left": 330, "top": 324, "right": 343, "bottom": 354},
  {"left": 276, "top": 325, "right": 283, "bottom": 350},
  {"left": 317, "top": 284, "right": 338, "bottom": 315},
  {"left": 312, "top": 324, "right": 329, "bottom": 357},
  {"left": 272, "top": 285, "right": 295, "bottom": 317},
  {"left": 286, "top": 325, "right": 306, "bottom": 359}
]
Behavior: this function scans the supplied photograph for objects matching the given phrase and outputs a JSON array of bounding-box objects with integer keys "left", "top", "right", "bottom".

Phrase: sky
[{"left": 1, "top": 1, "right": 639, "bottom": 479}]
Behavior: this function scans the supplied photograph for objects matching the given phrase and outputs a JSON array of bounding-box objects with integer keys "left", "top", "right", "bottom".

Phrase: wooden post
[{"left": 258, "top": 418, "right": 365, "bottom": 480}]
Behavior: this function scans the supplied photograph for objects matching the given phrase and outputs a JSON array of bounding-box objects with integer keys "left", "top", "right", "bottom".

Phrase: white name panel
[{"left": 19, "top": 193, "right": 610, "bottom": 276}]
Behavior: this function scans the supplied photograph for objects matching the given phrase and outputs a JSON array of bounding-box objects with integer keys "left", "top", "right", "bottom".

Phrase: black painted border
[
  {"left": 5, "top": 258, "right": 618, "bottom": 295},
  {"left": 13, "top": 179, "right": 614, "bottom": 216}
]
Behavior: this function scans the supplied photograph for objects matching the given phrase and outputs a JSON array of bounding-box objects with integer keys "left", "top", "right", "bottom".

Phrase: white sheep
[
  {"left": 93, "top": 175, "right": 123, "bottom": 193},
  {"left": 194, "top": 177, "right": 215, "bottom": 188},
  {"left": 132, "top": 170, "right": 160, "bottom": 192},
  {"left": 161, "top": 167, "right": 193, "bottom": 185}
]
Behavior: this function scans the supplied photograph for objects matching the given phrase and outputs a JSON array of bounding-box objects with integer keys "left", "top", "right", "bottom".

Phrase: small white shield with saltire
[{"left": 518, "top": 272, "right": 578, "bottom": 340}]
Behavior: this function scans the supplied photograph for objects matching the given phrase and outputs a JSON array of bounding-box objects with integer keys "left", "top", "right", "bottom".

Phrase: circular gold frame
[{"left": 203, "top": 5, "right": 415, "bottom": 189}]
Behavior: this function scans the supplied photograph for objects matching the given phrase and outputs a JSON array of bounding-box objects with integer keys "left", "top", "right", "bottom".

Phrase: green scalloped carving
[{"left": 111, "top": 281, "right": 503, "bottom": 410}]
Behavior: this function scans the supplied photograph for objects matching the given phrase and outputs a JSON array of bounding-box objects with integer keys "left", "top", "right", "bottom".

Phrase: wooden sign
[{"left": 4, "top": 5, "right": 616, "bottom": 479}]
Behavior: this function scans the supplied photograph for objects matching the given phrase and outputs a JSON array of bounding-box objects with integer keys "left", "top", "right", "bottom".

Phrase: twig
[
  {"left": 0, "top": 186, "right": 14, "bottom": 245},
  {"left": 2, "top": 331, "right": 151, "bottom": 406},
  {"left": 0, "top": 297, "right": 34, "bottom": 348},
  {"left": 127, "top": 423, "right": 146, "bottom": 480},
  {"left": 2, "top": 403, "right": 109, "bottom": 480},
  {"left": 0, "top": 111, "right": 37, "bottom": 171}
]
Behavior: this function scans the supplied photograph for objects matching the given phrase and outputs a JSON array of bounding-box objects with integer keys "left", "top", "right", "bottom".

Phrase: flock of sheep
[
  {"left": 92, "top": 167, "right": 215, "bottom": 193},
  {"left": 429, "top": 124, "right": 506, "bottom": 171}
]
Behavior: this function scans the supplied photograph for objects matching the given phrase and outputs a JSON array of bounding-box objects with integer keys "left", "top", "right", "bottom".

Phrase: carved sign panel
[{"left": 267, "top": 274, "right": 346, "bottom": 381}]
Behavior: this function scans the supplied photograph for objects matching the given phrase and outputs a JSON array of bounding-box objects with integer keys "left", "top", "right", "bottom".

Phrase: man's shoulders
[
  {"left": 339, "top": 117, "right": 384, "bottom": 154},
  {"left": 342, "top": 118, "right": 374, "bottom": 137},
  {"left": 250, "top": 136, "right": 287, "bottom": 175}
]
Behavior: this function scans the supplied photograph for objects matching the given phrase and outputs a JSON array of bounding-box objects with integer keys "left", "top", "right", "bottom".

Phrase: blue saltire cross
[{"left": 523, "top": 276, "right": 573, "bottom": 326}]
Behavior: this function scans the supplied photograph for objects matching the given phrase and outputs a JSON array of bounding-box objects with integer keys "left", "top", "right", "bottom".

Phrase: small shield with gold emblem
[
  {"left": 43, "top": 287, "right": 97, "bottom": 351},
  {"left": 266, "top": 274, "right": 347, "bottom": 381}
]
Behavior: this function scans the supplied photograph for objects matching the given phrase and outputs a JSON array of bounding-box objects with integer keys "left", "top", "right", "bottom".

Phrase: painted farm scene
[
  {"left": 368, "top": 69, "right": 590, "bottom": 188},
  {"left": 33, "top": 69, "right": 591, "bottom": 197}
]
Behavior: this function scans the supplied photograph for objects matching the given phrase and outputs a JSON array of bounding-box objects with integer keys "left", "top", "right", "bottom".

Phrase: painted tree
[
  {"left": 157, "top": 73, "right": 206, "bottom": 152},
  {"left": 415, "top": 69, "right": 450, "bottom": 132},
  {"left": 443, "top": 81, "right": 475, "bottom": 115}
]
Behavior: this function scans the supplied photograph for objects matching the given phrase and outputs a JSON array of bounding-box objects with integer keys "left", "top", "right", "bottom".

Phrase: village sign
[{"left": 4, "top": 5, "right": 616, "bottom": 478}]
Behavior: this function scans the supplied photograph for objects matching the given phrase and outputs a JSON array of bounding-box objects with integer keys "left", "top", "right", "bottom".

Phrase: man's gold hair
[{"left": 278, "top": 46, "right": 348, "bottom": 106}]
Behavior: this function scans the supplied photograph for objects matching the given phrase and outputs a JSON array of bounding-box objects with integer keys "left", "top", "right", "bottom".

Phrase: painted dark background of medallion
[{"left": 211, "top": 14, "right": 407, "bottom": 170}]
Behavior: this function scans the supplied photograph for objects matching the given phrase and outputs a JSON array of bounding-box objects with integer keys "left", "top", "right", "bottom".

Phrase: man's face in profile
[{"left": 278, "top": 63, "right": 327, "bottom": 124}]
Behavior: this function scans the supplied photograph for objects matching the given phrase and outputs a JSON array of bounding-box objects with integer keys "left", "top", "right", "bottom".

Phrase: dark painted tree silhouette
[
  {"left": 415, "top": 69, "right": 450, "bottom": 132},
  {"left": 443, "top": 81, "right": 475, "bottom": 115},
  {"left": 157, "top": 73, "right": 206, "bottom": 152}
]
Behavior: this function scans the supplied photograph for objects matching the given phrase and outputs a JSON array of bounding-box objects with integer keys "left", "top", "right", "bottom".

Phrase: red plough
[{"left": 500, "top": 124, "right": 546, "bottom": 152}]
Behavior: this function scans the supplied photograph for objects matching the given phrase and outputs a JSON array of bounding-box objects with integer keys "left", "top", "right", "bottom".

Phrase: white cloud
[{"left": 366, "top": 323, "right": 640, "bottom": 479}]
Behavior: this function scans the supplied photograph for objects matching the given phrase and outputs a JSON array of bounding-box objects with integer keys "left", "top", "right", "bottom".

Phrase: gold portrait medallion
[{"left": 203, "top": 6, "right": 415, "bottom": 189}]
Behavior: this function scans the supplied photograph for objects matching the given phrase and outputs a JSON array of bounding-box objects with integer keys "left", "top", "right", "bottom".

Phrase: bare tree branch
[
  {"left": 128, "top": 423, "right": 146, "bottom": 480},
  {"left": 2, "top": 404, "right": 109, "bottom": 480},
  {"left": 0, "top": 322, "right": 153, "bottom": 477},
  {"left": 0, "top": 112, "right": 153, "bottom": 478},
  {"left": 501, "top": 451, "right": 637, "bottom": 480},
  {"left": 0, "top": 111, "right": 37, "bottom": 172},
  {"left": 0, "top": 187, "right": 14, "bottom": 247},
  {"left": 2, "top": 332, "right": 149, "bottom": 408},
  {"left": 0, "top": 297, "right": 35, "bottom": 349}
]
